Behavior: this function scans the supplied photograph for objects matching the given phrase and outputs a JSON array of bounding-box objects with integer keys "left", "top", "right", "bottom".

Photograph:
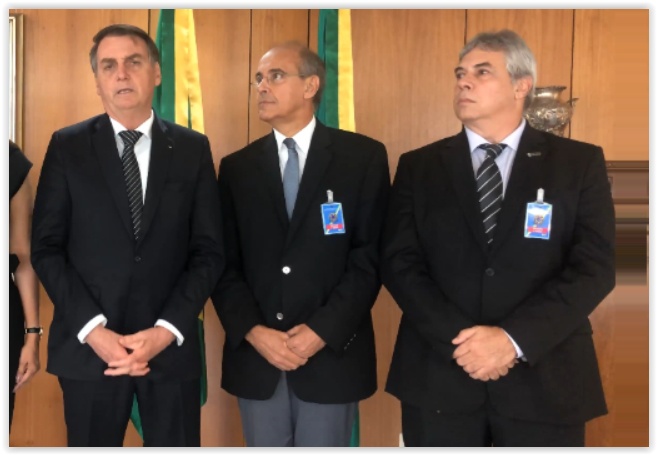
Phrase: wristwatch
[{"left": 24, "top": 327, "right": 43, "bottom": 336}]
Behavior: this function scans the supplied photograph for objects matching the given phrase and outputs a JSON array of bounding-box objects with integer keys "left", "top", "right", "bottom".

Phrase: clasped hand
[
  {"left": 85, "top": 325, "right": 175, "bottom": 377},
  {"left": 452, "top": 325, "right": 518, "bottom": 381},
  {"left": 246, "top": 324, "right": 326, "bottom": 371}
]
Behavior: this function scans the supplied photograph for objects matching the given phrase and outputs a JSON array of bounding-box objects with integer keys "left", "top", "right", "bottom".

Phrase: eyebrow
[
  {"left": 99, "top": 53, "right": 145, "bottom": 64},
  {"left": 454, "top": 61, "right": 493, "bottom": 74},
  {"left": 255, "top": 67, "right": 286, "bottom": 76}
]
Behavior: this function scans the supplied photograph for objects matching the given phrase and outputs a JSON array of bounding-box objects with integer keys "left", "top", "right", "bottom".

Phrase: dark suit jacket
[
  {"left": 382, "top": 125, "right": 615, "bottom": 425},
  {"left": 31, "top": 113, "right": 223, "bottom": 382},
  {"left": 212, "top": 121, "right": 390, "bottom": 404}
]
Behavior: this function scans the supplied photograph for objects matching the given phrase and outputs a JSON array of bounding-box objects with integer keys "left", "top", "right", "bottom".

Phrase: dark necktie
[
  {"left": 119, "top": 130, "right": 144, "bottom": 241},
  {"left": 282, "top": 138, "right": 299, "bottom": 219},
  {"left": 476, "top": 143, "right": 506, "bottom": 245}
]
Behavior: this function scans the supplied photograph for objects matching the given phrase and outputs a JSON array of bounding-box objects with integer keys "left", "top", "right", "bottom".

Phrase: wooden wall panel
[
  {"left": 186, "top": 9, "right": 251, "bottom": 447},
  {"left": 248, "top": 10, "right": 310, "bottom": 142},
  {"left": 8, "top": 8, "right": 150, "bottom": 447},
  {"left": 587, "top": 272, "right": 649, "bottom": 447},
  {"left": 571, "top": 10, "right": 648, "bottom": 160},
  {"left": 467, "top": 10, "right": 574, "bottom": 92},
  {"left": 352, "top": 10, "right": 465, "bottom": 170},
  {"left": 349, "top": 9, "right": 466, "bottom": 447}
]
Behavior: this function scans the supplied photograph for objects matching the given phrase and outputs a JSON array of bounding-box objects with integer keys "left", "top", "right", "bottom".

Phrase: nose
[
  {"left": 257, "top": 81, "right": 269, "bottom": 94},
  {"left": 116, "top": 63, "right": 129, "bottom": 80},
  {"left": 456, "top": 74, "right": 473, "bottom": 90}
]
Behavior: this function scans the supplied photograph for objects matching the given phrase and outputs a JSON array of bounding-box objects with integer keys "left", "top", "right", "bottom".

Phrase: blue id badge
[
  {"left": 524, "top": 188, "right": 552, "bottom": 240},
  {"left": 321, "top": 190, "right": 346, "bottom": 235}
]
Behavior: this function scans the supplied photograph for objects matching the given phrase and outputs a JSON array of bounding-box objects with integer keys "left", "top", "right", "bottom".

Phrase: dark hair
[
  {"left": 89, "top": 24, "right": 160, "bottom": 73},
  {"left": 460, "top": 29, "right": 536, "bottom": 108},
  {"left": 275, "top": 41, "right": 326, "bottom": 109}
]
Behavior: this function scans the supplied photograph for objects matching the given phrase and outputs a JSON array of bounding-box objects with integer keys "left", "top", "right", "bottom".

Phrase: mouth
[
  {"left": 456, "top": 98, "right": 474, "bottom": 104},
  {"left": 116, "top": 88, "right": 134, "bottom": 95}
]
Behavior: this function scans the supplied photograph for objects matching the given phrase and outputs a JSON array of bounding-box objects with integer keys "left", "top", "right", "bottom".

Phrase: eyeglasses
[{"left": 251, "top": 70, "right": 306, "bottom": 88}]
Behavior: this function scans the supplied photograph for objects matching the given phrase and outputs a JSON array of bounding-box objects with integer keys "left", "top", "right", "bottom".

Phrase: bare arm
[{"left": 10, "top": 178, "right": 40, "bottom": 391}]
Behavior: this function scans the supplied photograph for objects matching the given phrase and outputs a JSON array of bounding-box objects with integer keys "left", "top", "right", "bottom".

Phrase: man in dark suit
[
  {"left": 31, "top": 24, "right": 223, "bottom": 446},
  {"left": 212, "top": 42, "right": 390, "bottom": 446},
  {"left": 382, "top": 30, "right": 615, "bottom": 446}
]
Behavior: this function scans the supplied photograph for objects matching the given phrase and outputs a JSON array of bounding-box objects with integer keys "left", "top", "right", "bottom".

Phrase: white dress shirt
[{"left": 273, "top": 116, "right": 316, "bottom": 178}]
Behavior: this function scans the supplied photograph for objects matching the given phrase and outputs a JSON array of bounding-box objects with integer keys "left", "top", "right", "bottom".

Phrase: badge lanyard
[
  {"left": 524, "top": 188, "right": 552, "bottom": 240},
  {"left": 321, "top": 190, "right": 346, "bottom": 235}
]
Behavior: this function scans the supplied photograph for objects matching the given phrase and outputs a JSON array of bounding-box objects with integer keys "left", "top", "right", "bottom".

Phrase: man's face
[
  {"left": 453, "top": 48, "right": 526, "bottom": 127},
  {"left": 254, "top": 47, "right": 314, "bottom": 127},
  {"left": 94, "top": 35, "right": 161, "bottom": 122}
]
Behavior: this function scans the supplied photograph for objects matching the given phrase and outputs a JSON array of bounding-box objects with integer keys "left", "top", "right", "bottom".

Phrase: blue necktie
[
  {"left": 119, "top": 130, "right": 144, "bottom": 240},
  {"left": 476, "top": 143, "right": 506, "bottom": 245},
  {"left": 282, "top": 138, "right": 299, "bottom": 219}
]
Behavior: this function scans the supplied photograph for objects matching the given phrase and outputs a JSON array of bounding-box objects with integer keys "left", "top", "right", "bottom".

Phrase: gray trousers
[{"left": 238, "top": 372, "right": 357, "bottom": 447}]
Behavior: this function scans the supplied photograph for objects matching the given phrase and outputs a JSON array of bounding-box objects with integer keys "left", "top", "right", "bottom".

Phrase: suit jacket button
[
  {"left": 134, "top": 256, "right": 142, "bottom": 263},
  {"left": 485, "top": 267, "right": 494, "bottom": 276},
  {"left": 282, "top": 266, "right": 291, "bottom": 274},
  {"left": 276, "top": 312, "right": 284, "bottom": 321}
]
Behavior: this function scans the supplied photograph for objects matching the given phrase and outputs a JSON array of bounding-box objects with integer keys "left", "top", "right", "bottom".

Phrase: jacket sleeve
[
  {"left": 381, "top": 152, "right": 476, "bottom": 360},
  {"left": 305, "top": 142, "right": 391, "bottom": 352},
  {"left": 156, "top": 136, "right": 225, "bottom": 339},
  {"left": 500, "top": 147, "right": 616, "bottom": 365},
  {"left": 31, "top": 132, "right": 104, "bottom": 333},
  {"left": 211, "top": 157, "right": 266, "bottom": 349}
]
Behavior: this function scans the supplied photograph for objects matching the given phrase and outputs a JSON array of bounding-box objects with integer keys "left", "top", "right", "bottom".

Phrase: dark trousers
[
  {"left": 402, "top": 401, "right": 585, "bottom": 447},
  {"left": 59, "top": 375, "right": 200, "bottom": 447}
]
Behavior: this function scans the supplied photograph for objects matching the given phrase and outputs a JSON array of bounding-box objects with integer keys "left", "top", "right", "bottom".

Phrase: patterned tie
[
  {"left": 119, "top": 130, "right": 144, "bottom": 241},
  {"left": 476, "top": 143, "right": 506, "bottom": 246},
  {"left": 282, "top": 138, "right": 300, "bottom": 219}
]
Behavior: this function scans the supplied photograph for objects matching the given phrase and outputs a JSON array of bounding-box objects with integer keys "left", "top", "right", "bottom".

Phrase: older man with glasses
[{"left": 211, "top": 41, "right": 390, "bottom": 447}]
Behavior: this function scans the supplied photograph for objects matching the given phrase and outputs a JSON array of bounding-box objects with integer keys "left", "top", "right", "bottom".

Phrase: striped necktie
[
  {"left": 476, "top": 143, "right": 506, "bottom": 245},
  {"left": 119, "top": 130, "right": 144, "bottom": 240}
]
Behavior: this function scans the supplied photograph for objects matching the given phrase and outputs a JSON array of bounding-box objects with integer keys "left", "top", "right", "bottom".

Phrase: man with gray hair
[{"left": 382, "top": 29, "right": 614, "bottom": 446}]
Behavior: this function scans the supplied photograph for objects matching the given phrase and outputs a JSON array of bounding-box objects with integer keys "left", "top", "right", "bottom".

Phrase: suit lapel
[
  {"left": 92, "top": 114, "right": 134, "bottom": 239},
  {"left": 491, "top": 126, "right": 548, "bottom": 255},
  {"left": 442, "top": 131, "right": 489, "bottom": 253},
  {"left": 139, "top": 116, "right": 174, "bottom": 245},
  {"left": 286, "top": 121, "right": 333, "bottom": 244},
  {"left": 254, "top": 132, "right": 289, "bottom": 229}
]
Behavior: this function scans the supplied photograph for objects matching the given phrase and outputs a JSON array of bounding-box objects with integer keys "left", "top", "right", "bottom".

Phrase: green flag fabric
[
  {"left": 130, "top": 8, "right": 207, "bottom": 440},
  {"left": 317, "top": 8, "right": 360, "bottom": 447}
]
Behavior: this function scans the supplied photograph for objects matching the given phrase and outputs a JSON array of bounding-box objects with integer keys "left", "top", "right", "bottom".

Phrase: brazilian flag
[
  {"left": 130, "top": 8, "right": 207, "bottom": 439},
  {"left": 317, "top": 9, "right": 360, "bottom": 447}
]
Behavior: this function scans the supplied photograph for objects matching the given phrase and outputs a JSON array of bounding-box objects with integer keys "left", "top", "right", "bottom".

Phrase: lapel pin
[{"left": 527, "top": 151, "right": 542, "bottom": 158}]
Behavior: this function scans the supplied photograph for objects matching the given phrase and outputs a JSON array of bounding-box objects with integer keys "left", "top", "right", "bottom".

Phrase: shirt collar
[
  {"left": 109, "top": 110, "right": 155, "bottom": 141},
  {"left": 465, "top": 118, "right": 526, "bottom": 155},
  {"left": 273, "top": 116, "right": 316, "bottom": 154}
]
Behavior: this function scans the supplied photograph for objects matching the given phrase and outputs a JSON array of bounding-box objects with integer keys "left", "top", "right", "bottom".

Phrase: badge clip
[{"left": 524, "top": 188, "right": 552, "bottom": 240}]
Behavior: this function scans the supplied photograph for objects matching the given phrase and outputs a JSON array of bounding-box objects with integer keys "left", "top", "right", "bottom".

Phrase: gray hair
[
  {"left": 90, "top": 24, "right": 160, "bottom": 74},
  {"left": 275, "top": 41, "right": 326, "bottom": 109},
  {"left": 459, "top": 29, "right": 536, "bottom": 108}
]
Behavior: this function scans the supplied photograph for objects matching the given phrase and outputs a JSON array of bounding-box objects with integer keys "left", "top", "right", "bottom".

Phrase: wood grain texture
[
  {"left": 248, "top": 10, "right": 310, "bottom": 142},
  {"left": 349, "top": 9, "right": 466, "bottom": 446},
  {"left": 466, "top": 9, "right": 574, "bottom": 91},
  {"left": 571, "top": 10, "right": 648, "bottom": 160}
]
